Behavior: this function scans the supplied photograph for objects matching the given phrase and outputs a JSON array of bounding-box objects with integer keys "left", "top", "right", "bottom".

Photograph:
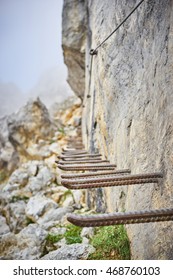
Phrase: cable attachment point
[{"left": 90, "top": 49, "right": 98, "bottom": 56}]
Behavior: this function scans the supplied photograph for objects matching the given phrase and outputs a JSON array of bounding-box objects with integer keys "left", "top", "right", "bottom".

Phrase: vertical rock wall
[
  {"left": 62, "top": 0, "right": 87, "bottom": 100},
  {"left": 62, "top": 0, "right": 173, "bottom": 259}
]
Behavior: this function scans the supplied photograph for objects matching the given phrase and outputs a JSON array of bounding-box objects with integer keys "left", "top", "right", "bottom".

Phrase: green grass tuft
[
  {"left": 46, "top": 233, "right": 63, "bottom": 244},
  {"left": 64, "top": 224, "right": 82, "bottom": 245},
  {"left": 88, "top": 225, "right": 130, "bottom": 260}
]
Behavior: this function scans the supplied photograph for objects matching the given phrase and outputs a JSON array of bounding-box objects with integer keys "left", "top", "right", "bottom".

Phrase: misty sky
[{"left": 0, "top": 0, "right": 68, "bottom": 94}]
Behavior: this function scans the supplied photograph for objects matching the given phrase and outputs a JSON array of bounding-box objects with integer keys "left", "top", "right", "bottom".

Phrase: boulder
[
  {"left": 0, "top": 215, "right": 10, "bottom": 236},
  {"left": 62, "top": 0, "right": 87, "bottom": 99},
  {"left": 0, "top": 224, "right": 47, "bottom": 260},
  {"left": 81, "top": 227, "right": 94, "bottom": 239},
  {"left": 0, "top": 98, "right": 56, "bottom": 175},
  {"left": 41, "top": 244, "right": 95, "bottom": 260},
  {"left": 25, "top": 194, "right": 58, "bottom": 222},
  {"left": 5, "top": 201, "right": 27, "bottom": 233},
  {"left": 37, "top": 207, "right": 73, "bottom": 230}
]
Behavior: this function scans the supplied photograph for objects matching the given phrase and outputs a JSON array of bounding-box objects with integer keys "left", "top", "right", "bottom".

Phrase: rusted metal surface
[
  {"left": 58, "top": 153, "right": 102, "bottom": 159},
  {"left": 57, "top": 159, "right": 109, "bottom": 165},
  {"left": 58, "top": 157, "right": 102, "bottom": 162},
  {"left": 61, "top": 169, "right": 131, "bottom": 179},
  {"left": 67, "top": 208, "right": 173, "bottom": 227},
  {"left": 67, "top": 145, "right": 84, "bottom": 149},
  {"left": 57, "top": 163, "right": 117, "bottom": 171},
  {"left": 61, "top": 172, "right": 163, "bottom": 185},
  {"left": 62, "top": 151, "right": 88, "bottom": 156},
  {"left": 61, "top": 178, "right": 159, "bottom": 189},
  {"left": 62, "top": 148, "right": 86, "bottom": 152}
]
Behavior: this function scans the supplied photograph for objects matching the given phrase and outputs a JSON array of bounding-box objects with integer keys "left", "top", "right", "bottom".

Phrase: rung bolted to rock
[
  {"left": 57, "top": 159, "right": 109, "bottom": 165},
  {"left": 66, "top": 145, "right": 84, "bottom": 149},
  {"left": 58, "top": 153, "right": 102, "bottom": 159},
  {"left": 61, "top": 178, "right": 160, "bottom": 189},
  {"left": 61, "top": 169, "right": 131, "bottom": 179},
  {"left": 57, "top": 163, "right": 117, "bottom": 171},
  {"left": 61, "top": 172, "right": 163, "bottom": 185},
  {"left": 62, "top": 150, "right": 88, "bottom": 155},
  {"left": 58, "top": 156, "right": 102, "bottom": 162},
  {"left": 67, "top": 208, "right": 173, "bottom": 227},
  {"left": 62, "top": 150, "right": 87, "bottom": 154}
]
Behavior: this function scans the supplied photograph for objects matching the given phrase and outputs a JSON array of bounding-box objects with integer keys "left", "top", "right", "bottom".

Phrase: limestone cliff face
[
  {"left": 62, "top": 0, "right": 87, "bottom": 99},
  {"left": 62, "top": 0, "right": 173, "bottom": 259}
]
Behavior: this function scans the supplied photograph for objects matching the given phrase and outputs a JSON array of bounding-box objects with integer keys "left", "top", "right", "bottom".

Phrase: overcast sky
[{"left": 0, "top": 0, "right": 68, "bottom": 95}]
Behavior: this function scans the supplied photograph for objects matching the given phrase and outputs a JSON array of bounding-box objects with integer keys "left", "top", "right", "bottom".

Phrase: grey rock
[
  {"left": 41, "top": 244, "right": 95, "bottom": 260},
  {"left": 55, "top": 237, "right": 67, "bottom": 248},
  {"left": 0, "top": 98, "right": 56, "bottom": 175},
  {"left": 72, "top": 190, "right": 84, "bottom": 208},
  {"left": 26, "top": 164, "right": 55, "bottom": 194},
  {"left": 62, "top": 0, "right": 87, "bottom": 99},
  {"left": 0, "top": 215, "right": 10, "bottom": 236},
  {"left": 25, "top": 194, "right": 58, "bottom": 222},
  {"left": 61, "top": 193, "right": 74, "bottom": 207},
  {"left": 49, "top": 227, "right": 67, "bottom": 235},
  {"left": 0, "top": 233, "right": 18, "bottom": 259},
  {"left": 63, "top": 0, "right": 173, "bottom": 260},
  {"left": 82, "top": 237, "right": 89, "bottom": 245},
  {"left": 81, "top": 227, "right": 94, "bottom": 239},
  {"left": 6, "top": 200, "right": 27, "bottom": 233},
  {"left": 37, "top": 207, "right": 72, "bottom": 229},
  {"left": 0, "top": 224, "right": 47, "bottom": 260}
]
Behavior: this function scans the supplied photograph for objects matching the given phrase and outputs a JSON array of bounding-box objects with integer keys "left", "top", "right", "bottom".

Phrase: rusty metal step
[
  {"left": 61, "top": 169, "right": 131, "bottom": 179},
  {"left": 57, "top": 163, "right": 117, "bottom": 171},
  {"left": 66, "top": 145, "right": 84, "bottom": 149},
  {"left": 57, "top": 159, "right": 109, "bottom": 165},
  {"left": 62, "top": 148, "right": 87, "bottom": 153},
  {"left": 67, "top": 208, "right": 173, "bottom": 227},
  {"left": 58, "top": 153, "right": 102, "bottom": 159},
  {"left": 58, "top": 156, "right": 102, "bottom": 162},
  {"left": 61, "top": 178, "right": 159, "bottom": 189},
  {"left": 61, "top": 172, "right": 163, "bottom": 185},
  {"left": 62, "top": 151, "right": 88, "bottom": 156}
]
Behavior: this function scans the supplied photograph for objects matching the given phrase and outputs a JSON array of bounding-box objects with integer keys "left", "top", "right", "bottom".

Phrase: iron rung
[
  {"left": 67, "top": 208, "right": 173, "bottom": 227},
  {"left": 62, "top": 178, "right": 159, "bottom": 189}
]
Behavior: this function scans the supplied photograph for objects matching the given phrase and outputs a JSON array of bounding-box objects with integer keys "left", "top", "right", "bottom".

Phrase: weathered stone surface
[
  {"left": 25, "top": 194, "right": 58, "bottom": 222},
  {"left": 62, "top": 0, "right": 86, "bottom": 99},
  {"left": 0, "top": 99, "right": 56, "bottom": 176},
  {"left": 72, "top": 190, "right": 85, "bottom": 208},
  {"left": 49, "top": 227, "right": 67, "bottom": 235},
  {"left": 61, "top": 193, "right": 74, "bottom": 207},
  {"left": 37, "top": 207, "right": 72, "bottom": 229},
  {"left": 62, "top": 0, "right": 173, "bottom": 259},
  {"left": 3, "top": 161, "right": 55, "bottom": 196},
  {"left": 81, "top": 227, "right": 94, "bottom": 239},
  {"left": 0, "top": 215, "right": 10, "bottom": 236},
  {"left": 26, "top": 164, "right": 55, "bottom": 194},
  {"left": 5, "top": 201, "right": 27, "bottom": 233},
  {"left": 41, "top": 244, "right": 95, "bottom": 260},
  {"left": 0, "top": 224, "right": 47, "bottom": 260}
]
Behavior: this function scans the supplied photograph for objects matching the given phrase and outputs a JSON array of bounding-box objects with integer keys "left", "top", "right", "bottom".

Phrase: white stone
[
  {"left": 62, "top": 194, "right": 74, "bottom": 207},
  {"left": 7, "top": 200, "right": 27, "bottom": 233},
  {"left": 49, "top": 227, "right": 67, "bottom": 235},
  {"left": 81, "top": 227, "right": 95, "bottom": 239},
  {"left": 0, "top": 216, "right": 10, "bottom": 236},
  {"left": 0, "top": 224, "right": 47, "bottom": 260},
  {"left": 41, "top": 244, "right": 95, "bottom": 260},
  {"left": 37, "top": 207, "right": 72, "bottom": 229},
  {"left": 72, "top": 190, "right": 83, "bottom": 208},
  {"left": 48, "top": 142, "right": 61, "bottom": 154},
  {"left": 25, "top": 194, "right": 58, "bottom": 222}
]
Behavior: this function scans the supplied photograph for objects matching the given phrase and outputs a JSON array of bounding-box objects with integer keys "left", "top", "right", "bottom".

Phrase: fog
[{"left": 0, "top": 0, "right": 73, "bottom": 117}]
